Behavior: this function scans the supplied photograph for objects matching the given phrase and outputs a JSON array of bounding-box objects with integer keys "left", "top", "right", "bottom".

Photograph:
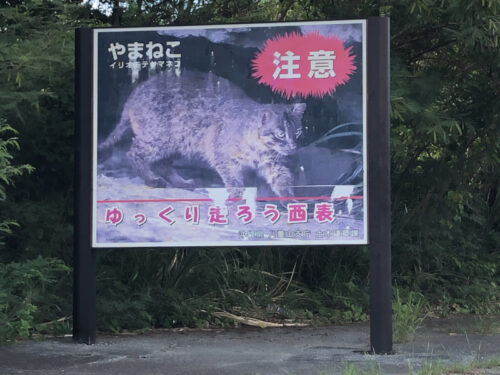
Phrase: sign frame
[{"left": 91, "top": 20, "right": 368, "bottom": 248}]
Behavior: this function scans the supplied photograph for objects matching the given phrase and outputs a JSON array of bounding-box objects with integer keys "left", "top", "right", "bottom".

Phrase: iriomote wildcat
[{"left": 99, "top": 71, "right": 306, "bottom": 197}]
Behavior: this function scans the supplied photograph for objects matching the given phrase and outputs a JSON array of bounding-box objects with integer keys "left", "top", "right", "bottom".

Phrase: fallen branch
[
  {"left": 38, "top": 316, "right": 71, "bottom": 326},
  {"left": 212, "top": 311, "right": 308, "bottom": 328}
]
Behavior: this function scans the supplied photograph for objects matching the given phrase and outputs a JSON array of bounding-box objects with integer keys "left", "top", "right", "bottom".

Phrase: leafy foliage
[
  {"left": 0, "top": 257, "right": 70, "bottom": 342},
  {"left": 0, "top": 119, "right": 33, "bottom": 243},
  {"left": 388, "top": 0, "right": 500, "bottom": 315},
  {"left": 0, "top": 117, "right": 68, "bottom": 343},
  {"left": 0, "top": 0, "right": 80, "bottom": 262}
]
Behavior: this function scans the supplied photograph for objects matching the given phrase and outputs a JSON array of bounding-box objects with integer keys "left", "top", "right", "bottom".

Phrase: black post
[
  {"left": 367, "top": 17, "right": 392, "bottom": 354},
  {"left": 73, "top": 27, "right": 96, "bottom": 345}
]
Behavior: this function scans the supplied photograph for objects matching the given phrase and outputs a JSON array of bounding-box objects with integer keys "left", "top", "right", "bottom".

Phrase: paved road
[{"left": 1, "top": 320, "right": 499, "bottom": 374}]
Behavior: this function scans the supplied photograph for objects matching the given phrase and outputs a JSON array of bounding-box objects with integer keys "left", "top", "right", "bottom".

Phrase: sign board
[{"left": 92, "top": 20, "right": 368, "bottom": 247}]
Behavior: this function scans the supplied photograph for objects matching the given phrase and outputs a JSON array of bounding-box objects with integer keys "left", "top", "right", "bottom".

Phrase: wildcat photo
[{"left": 92, "top": 20, "right": 368, "bottom": 247}]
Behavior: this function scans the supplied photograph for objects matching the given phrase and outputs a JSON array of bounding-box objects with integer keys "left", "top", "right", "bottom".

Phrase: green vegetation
[
  {"left": 0, "top": 119, "right": 33, "bottom": 243},
  {"left": 0, "top": 0, "right": 499, "bottom": 342},
  {"left": 341, "top": 363, "right": 383, "bottom": 375},
  {"left": 0, "top": 256, "right": 70, "bottom": 341},
  {"left": 335, "top": 356, "right": 500, "bottom": 374},
  {"left": 414, "top": 356, "right": 500, "bottom": 375},
  {"left": 392, "top": 288, "right": 427, "bottom": 343}
]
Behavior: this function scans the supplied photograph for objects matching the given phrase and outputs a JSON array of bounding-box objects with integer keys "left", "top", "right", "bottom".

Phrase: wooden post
[
  {"left": 73, "top": 27, "right": 96, "bottom": 345},
  {"left": 367, "top": 17, "right": 392, "bottom": 354}
]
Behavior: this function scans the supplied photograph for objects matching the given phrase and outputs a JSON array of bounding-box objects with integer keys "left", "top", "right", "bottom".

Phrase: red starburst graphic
[{"left": 251, "top": 32, "right": 356, "bottom": 98}]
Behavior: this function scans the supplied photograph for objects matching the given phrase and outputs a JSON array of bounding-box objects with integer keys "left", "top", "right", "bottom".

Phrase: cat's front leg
[
  {"left": 215, "top": 163, "right": 245, "bottom": 198},
  {"left": 259, "top": 162, "right": 295, "bottom": 199}
]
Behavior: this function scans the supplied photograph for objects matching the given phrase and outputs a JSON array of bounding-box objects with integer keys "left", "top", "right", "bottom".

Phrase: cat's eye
[{"left": 275, "top": 129, "right": 285, "bottom": 139}]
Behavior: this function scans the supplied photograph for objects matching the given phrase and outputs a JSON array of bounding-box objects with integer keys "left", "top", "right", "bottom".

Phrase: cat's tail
[{"left": 97, "top": 110, "right": 132, "bottom": 160}]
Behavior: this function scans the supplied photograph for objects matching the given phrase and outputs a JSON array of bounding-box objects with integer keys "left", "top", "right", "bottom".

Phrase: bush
[{"left": 0, "top": 256, "right": 70, "bottom": 342}]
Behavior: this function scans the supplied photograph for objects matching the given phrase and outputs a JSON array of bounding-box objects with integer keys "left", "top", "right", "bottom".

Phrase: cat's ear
[{"left": 292, "top": 103, "right": 306, "bottom": 115}]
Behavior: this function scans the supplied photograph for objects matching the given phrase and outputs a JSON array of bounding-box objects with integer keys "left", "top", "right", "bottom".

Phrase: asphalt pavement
[{"left": 1, "top": 317, "right": 499, "bottom": 374}]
